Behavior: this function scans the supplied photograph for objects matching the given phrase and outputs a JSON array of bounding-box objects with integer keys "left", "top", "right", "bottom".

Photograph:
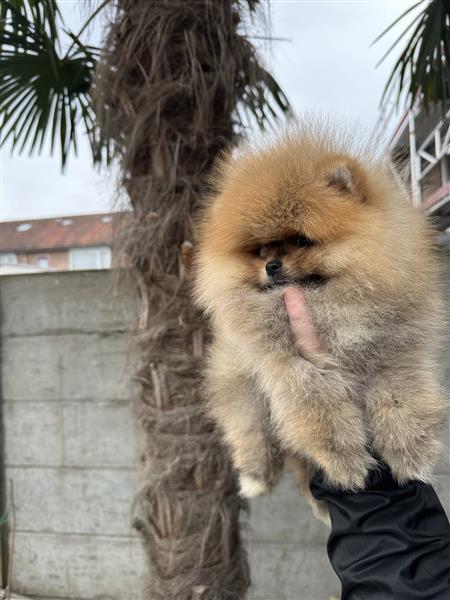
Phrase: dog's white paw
[{"left": 239, "top": 475, "right": 268, "bottom": 498}]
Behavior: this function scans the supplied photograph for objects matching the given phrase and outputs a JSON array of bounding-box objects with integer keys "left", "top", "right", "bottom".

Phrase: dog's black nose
[{"left": 266, "top": 260, "right": 282, "bottom": 277}]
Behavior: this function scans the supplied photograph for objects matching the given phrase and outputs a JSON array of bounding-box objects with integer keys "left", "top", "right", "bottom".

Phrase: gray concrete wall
[
  {"left": 1, "top": 272, "right": 143, "bottom": 599},
  {"left": 1, "top": 268, "right": 448, "bottom": 600}
]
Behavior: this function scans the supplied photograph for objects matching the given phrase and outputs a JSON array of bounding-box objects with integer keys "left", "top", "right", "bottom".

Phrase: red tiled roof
[{"left": 1, "top": 213, "right": 115, "bottom": 253}]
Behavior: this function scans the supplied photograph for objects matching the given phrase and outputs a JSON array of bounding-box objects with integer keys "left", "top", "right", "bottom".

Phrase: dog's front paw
[
  {"left": 321, "top": 447, "right": 377, "bottom": 491},
  {"left": 238, "top": 474, "right": 269, "bottom": 498},
  {"left": 378, "top": 436, "right": 443, "bottom": 484}
]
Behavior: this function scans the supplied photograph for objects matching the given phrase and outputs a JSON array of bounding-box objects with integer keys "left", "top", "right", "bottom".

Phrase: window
[
  {"left": 37, "top": 256, "right": 49, "bottom": 269},
  {"left": 16, "top": 223, "right": 32, "bottom": 232},
  {"left": 69, "top": 246, "right": 111, "bottom": 270},
  {"left": 0, "top": 253, "right": 18, "bottom": 265}
]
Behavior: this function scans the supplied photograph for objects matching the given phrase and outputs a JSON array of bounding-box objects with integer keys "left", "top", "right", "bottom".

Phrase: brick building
[{"left": 0, "top": 213, "right": 116, "bottom": 274}]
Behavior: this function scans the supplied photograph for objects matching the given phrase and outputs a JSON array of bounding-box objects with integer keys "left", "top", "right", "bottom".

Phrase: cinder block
[
  {"left": 3, "top": 401, "right": 138, "bottom": 468},
  {"left": 2, "top": 333, "right": 137, "bottom": 401},
  {"left": 243, "top": 475, "right": 330, "bottom": 544},
  {"left": 0, "top": 271, "right": 138, "bottom": 336},
  {"left": 63, "top": 401, "right": 138, "bottom": 467},
  {"left": 433, "top": 474, "right": 450, "bottom": 517},
  {"left": 61, "top": 334, "right": 137, "bottom": 400},
  {"left": 247, "top": 541, "right": 340, "bottom": 600},
  {"left": 2, "top": 337, "right": 62, "bottom": 400},
  {"left": 6, "top": 466, "right": 136, "bottom": 536},
  {"left": 12, "top": 532, "right": 145, "bottom": 599},
  {"left": 3, "top": 401, "right": 64, "bottom": 465}
]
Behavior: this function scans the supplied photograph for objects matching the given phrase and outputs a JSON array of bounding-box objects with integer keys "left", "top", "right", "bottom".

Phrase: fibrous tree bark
[{"left": 95, "top": 2, "right": 289, "bottom": 598}]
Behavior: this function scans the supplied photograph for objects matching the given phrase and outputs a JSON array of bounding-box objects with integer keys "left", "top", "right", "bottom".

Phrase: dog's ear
[
  {"left": 326, "top": 165, "right": 355, "bottom": 194},
  {"left": 326, "top": 162, "right": 367, "bottom": 201}
]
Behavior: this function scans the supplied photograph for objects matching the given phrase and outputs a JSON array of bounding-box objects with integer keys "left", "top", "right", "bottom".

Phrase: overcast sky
[{"left": 2, "top": 0, "right": 417, "bottom": 221}]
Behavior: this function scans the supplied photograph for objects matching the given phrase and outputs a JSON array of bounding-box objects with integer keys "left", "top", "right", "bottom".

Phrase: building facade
[
  {"left": 389, "top": 105, "right": 450, "bottom": 238},
  {"left": 0, "top": 213, "right": 116, "bottom": 274}
]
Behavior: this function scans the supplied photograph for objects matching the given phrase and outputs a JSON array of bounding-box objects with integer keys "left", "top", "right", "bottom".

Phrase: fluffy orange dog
[{"left": 193, "top": 123, "right": 446, "bottom": 521}]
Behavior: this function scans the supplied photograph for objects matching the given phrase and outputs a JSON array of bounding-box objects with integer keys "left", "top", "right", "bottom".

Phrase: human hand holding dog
[
  {"left": 284, "top": 286, "right": 322, "bottom": 353},
  {"left": 284, "top": 286, "right": 332, "bottom": 367}
]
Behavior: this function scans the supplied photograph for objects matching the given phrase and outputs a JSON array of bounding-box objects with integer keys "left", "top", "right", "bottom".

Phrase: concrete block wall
[
  {"left": 1, "top": 268, "right": 448, "bottom": 600},
  {"left": 1, "top": 272, "right": 143, "bottom": 599}
]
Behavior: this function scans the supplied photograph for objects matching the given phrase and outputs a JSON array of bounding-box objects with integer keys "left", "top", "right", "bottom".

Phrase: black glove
[{"left": 310, "top": 461, "right": 450, "bottom": 600}]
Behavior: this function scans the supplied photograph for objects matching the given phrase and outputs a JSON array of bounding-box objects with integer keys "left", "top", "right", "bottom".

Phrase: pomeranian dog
[{"left": 193, "top": 122, "right": 446, "bottom": 521}]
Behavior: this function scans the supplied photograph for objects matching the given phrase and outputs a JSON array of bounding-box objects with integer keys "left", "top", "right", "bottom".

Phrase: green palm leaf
[
  {"left": 241, "top": 63, "right": 292, "bottom": 131},
  {"left": 1, "top": 0, "right": 290, "bottom": 169},
  {"left": 375, "top": 0, "right": 450, "bottom": 110},
  {"left": 0, "top": 0, "right": 111, "bottom": 167}
]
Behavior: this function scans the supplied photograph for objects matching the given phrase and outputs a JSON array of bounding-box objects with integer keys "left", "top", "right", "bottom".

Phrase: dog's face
[
  {"left": 245, "top": 234, "right": 330, "bottom": 290},
  {"left": 195, "top": 140, "right": 403, "bottom": 312}
]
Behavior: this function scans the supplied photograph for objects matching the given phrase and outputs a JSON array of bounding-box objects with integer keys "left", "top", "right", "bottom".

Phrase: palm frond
[
  {"left": 375, "top": 0, "right": 450, "bottom": 111},
  {"left": 0, "top": 0, "right": 112, "bottom": 167},
  {"left": 1, "top": 0, "right": 289, "bottom": 169},
  {"left": 1, "top": 0, "right": 60, "bottom": 40},
  {"left": 240, "top": 62, "right": 292, "bottom": 131}
]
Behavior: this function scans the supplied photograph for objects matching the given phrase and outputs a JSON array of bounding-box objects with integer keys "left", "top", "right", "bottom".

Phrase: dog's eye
[
  {"left": 291, "top": 235, "right": 314, "bottom": 248},
  {"left": 255, "top": 240, "right": 283, "bottom": 257},
  {"left": 248, "top": 245, "right": 264, "bottom": 257}
]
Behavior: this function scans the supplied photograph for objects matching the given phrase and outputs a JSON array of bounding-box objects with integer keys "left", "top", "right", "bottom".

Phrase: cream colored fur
[{"left": 193, "top": 125, "right": 447, "bottom": 522}]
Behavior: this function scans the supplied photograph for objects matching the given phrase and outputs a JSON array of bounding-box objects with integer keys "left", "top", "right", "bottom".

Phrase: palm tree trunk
[{"left": 94, "top": 1, "right": 272, "bottom": 597}]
